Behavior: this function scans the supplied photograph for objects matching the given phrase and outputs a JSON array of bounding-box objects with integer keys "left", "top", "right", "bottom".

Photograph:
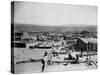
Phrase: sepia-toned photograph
[{"left": 11, "top": 1, "right": 97, "bottom": 74}]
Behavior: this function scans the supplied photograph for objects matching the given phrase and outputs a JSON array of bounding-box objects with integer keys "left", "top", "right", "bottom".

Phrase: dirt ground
[{"left": 14, "top": 48, "right": 97, "bottom": 74}]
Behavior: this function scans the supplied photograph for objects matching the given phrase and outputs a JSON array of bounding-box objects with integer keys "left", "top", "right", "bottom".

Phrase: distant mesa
[{"left": 13, "top": 24, "right": 97, "bottom": 32}]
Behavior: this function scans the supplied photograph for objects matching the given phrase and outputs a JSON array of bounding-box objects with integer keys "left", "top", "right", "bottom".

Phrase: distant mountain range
[{"left": 13, "top": 24, "right": 97, "bottom": 32}]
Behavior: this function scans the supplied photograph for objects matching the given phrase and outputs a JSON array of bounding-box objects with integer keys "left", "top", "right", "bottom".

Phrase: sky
[{"left": 13, "top": 1, "right": 97, "bottom": 26}]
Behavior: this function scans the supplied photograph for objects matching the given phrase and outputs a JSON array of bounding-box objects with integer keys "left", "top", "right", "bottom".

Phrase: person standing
[
  {"left": 47, "top": 50, "right": 53, "bottom": 65},
  {"left": 75, "top": 54, "right": 79, "bottom": 64},
  {"left": 41, "top": 58, "right": 45, "bottom": 72},
  {"left": 44, "top": 51, "right": 48, "bottom": 57}
]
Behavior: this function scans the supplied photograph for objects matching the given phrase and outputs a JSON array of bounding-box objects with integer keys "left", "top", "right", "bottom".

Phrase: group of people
[{"left": 40, "top": 51, "right": 80, "bottom": 72}]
